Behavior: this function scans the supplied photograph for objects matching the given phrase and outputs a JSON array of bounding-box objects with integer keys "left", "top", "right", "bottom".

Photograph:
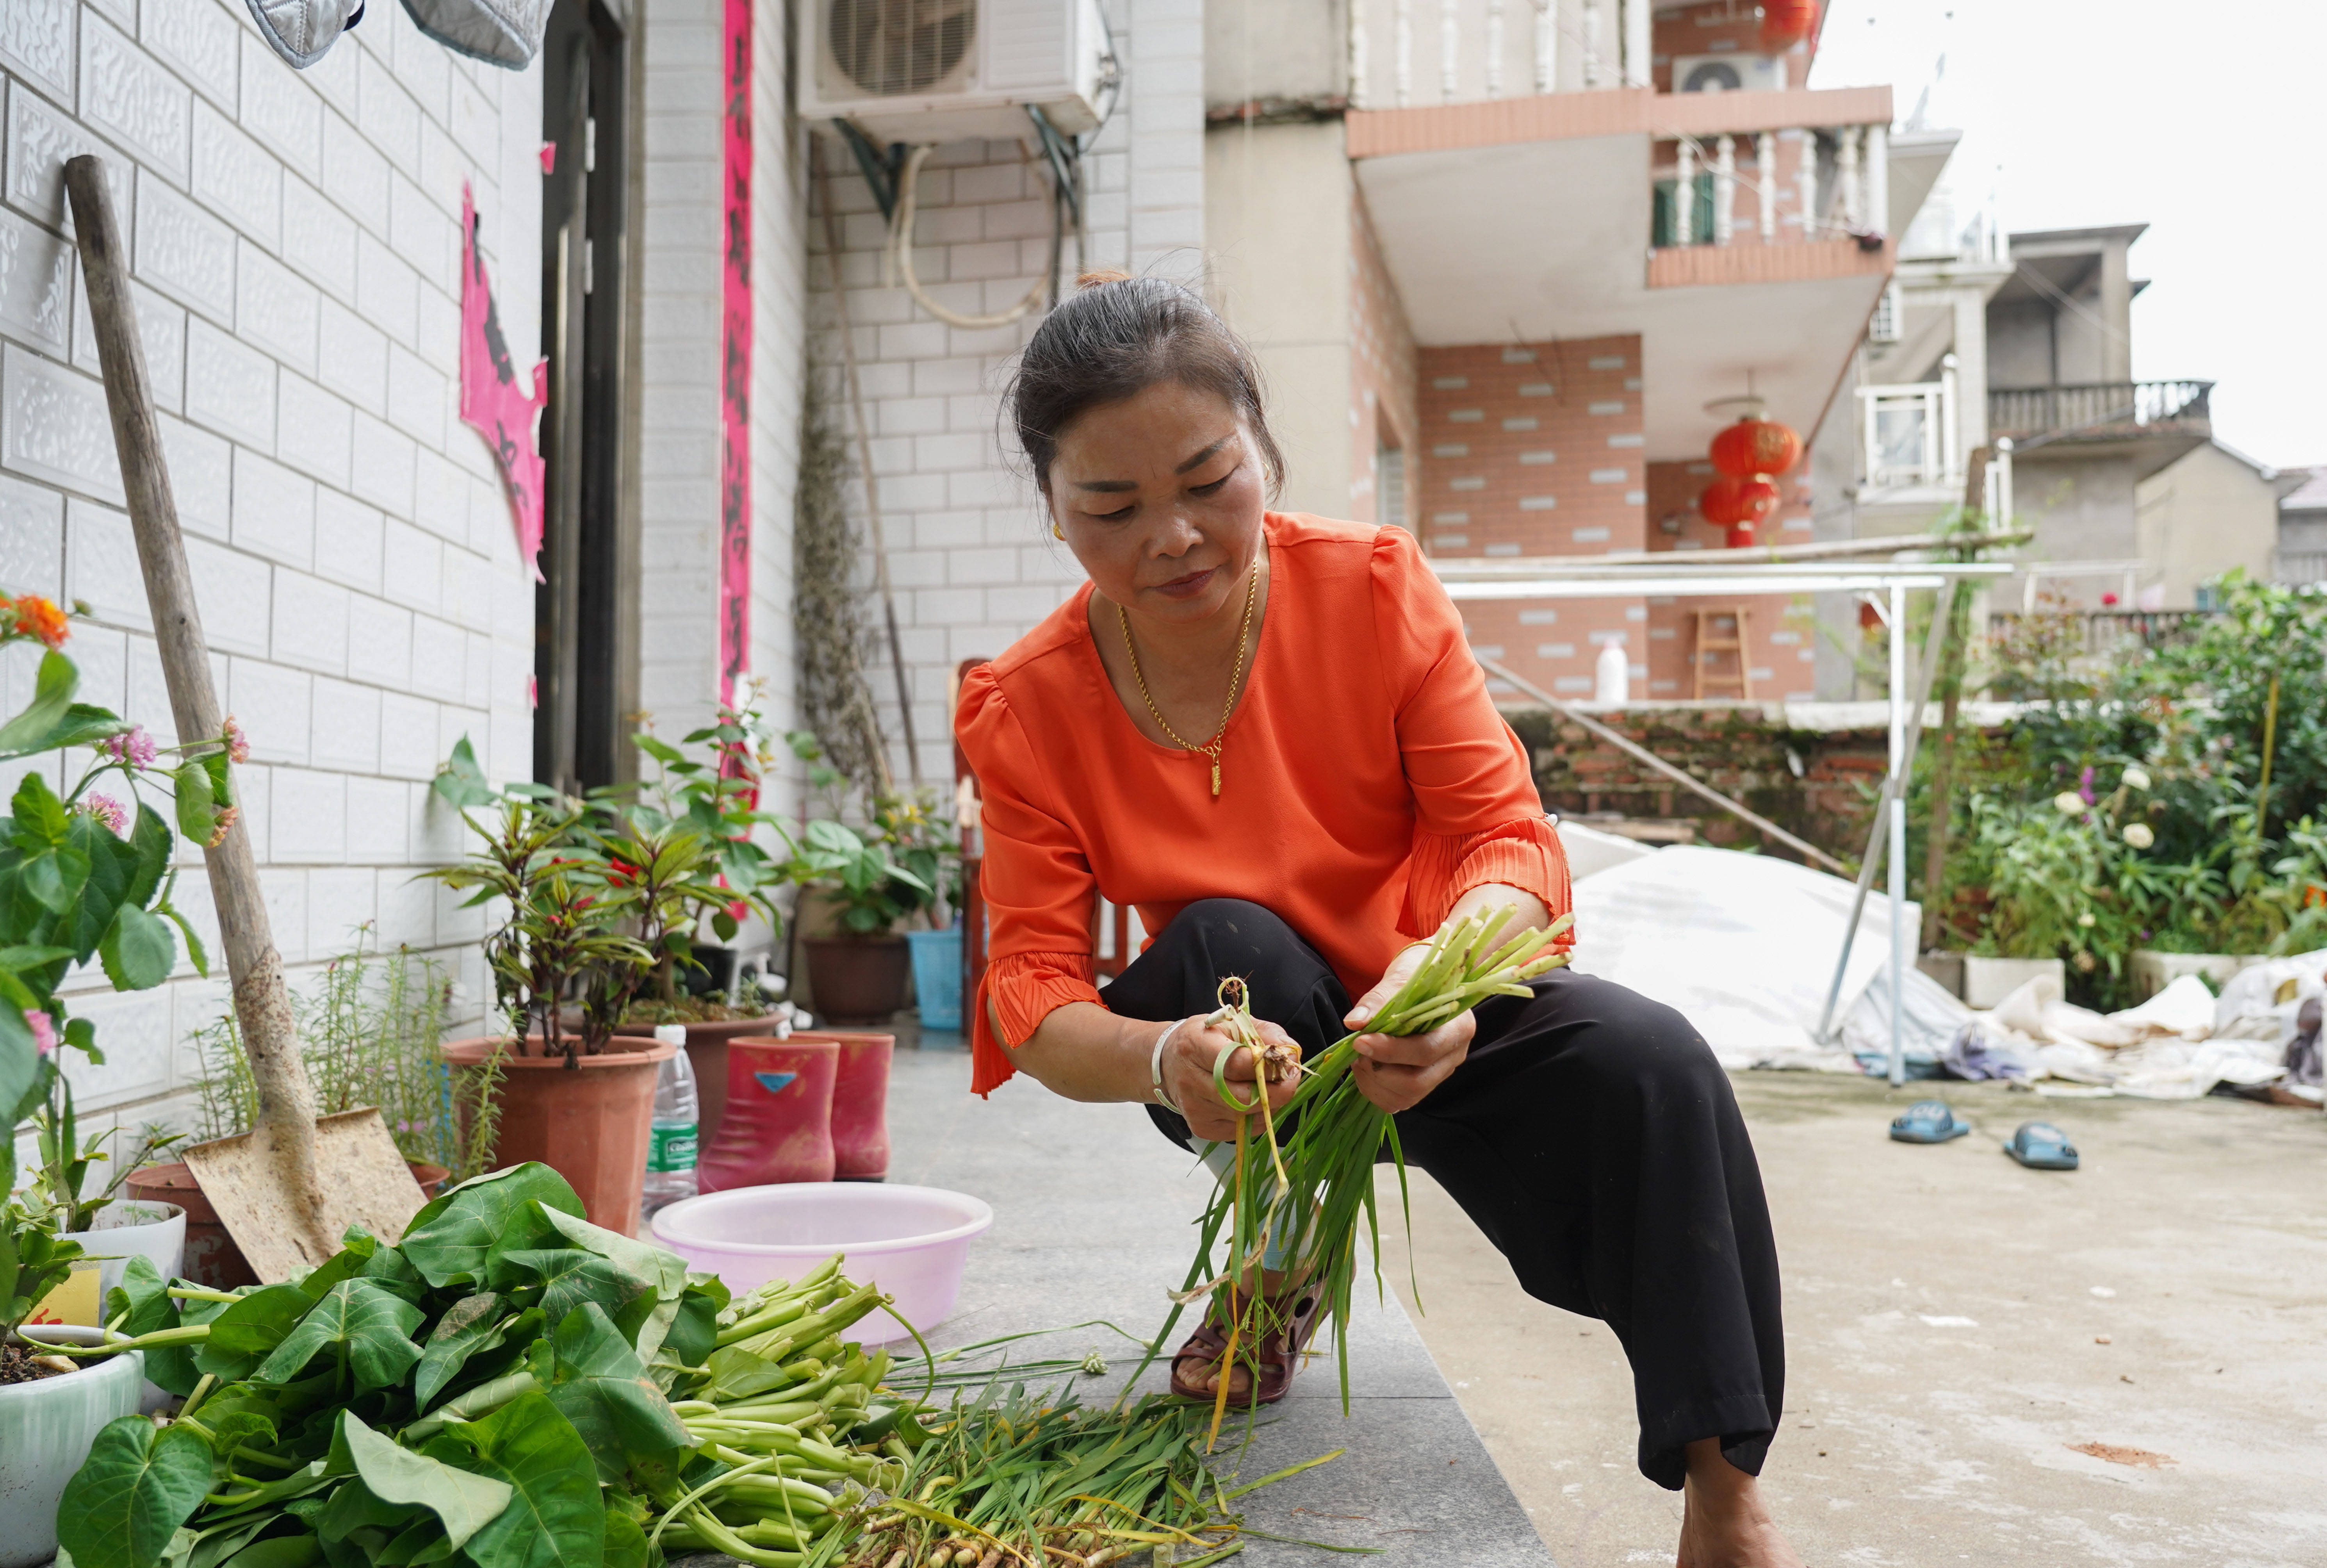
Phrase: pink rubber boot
[
  {"left": 696, "top": 1036, "right": 837, "bottom": 1190},
  {"left": 815, "top": 1031, "right": 894, "bottom": 1181}
]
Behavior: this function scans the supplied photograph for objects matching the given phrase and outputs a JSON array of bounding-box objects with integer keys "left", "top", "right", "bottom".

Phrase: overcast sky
[{"left": 1809, "top": 0, "right": 2324, "bottom": 470}]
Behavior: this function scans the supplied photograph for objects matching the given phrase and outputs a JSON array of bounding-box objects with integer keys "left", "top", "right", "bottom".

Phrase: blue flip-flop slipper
[
  {"left": 2005, "top": 1121, "right": 2079, "bottom": 1170},
  {"left": 1889, "top": 1099, "right": 1970, "bottom": 1144}
]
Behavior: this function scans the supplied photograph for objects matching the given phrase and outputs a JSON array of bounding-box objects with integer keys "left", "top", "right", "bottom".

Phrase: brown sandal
[{"left": 1169, "top": 1287, "right": 1325, "bottom": 1406}]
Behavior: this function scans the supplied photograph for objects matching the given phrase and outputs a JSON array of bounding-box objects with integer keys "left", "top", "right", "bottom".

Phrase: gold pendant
[{"left": 1210, "top": 759, "right": 1222, "bottom": 796}]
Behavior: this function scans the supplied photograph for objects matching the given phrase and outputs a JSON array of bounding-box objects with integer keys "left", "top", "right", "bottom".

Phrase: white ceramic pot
[
  {"left": 0, "top": 1325, "right": 144, "bottom": 1568},
  {"left": 1964, "top": 955, "right": 2067, "bottom": 1010},
  {"left": 2129, "top": 949, "right": 2266, "bottom": 1001},
  {"left": 80, "top": 1199, "right": 187, "bottom": 1303}
]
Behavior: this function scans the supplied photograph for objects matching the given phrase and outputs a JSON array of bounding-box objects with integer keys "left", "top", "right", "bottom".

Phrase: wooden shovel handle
[{"left": 63, "top": 154, "right": 328, "bottom": 1249}]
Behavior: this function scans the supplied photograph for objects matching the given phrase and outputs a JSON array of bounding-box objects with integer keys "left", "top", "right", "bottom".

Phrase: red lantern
[
  {"left": 1759, "top": 0, "right": 1819, "bottom": 52},
  {"left": 1699, "top": 474, "right": 1779, "bottom": 527},
  {"left": 1709, "top": 415, "right": 1801, "bottom": 480}
]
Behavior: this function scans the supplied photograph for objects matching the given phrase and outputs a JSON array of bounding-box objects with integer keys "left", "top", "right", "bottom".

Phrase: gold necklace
[{"left": 1117, "top": 553, "right": 1262, "bottom": 798}]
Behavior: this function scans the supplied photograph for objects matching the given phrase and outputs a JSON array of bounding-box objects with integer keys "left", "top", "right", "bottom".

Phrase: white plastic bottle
[{"left": 642, "top": 1023, "right": 699, "bottom": 1216}]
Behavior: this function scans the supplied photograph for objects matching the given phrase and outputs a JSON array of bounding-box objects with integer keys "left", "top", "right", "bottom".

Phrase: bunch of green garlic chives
[{"left": 1159, "top": 906, "right": 1572, "bottom": 1434}]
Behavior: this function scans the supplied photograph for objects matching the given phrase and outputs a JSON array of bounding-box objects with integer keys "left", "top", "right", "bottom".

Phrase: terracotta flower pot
[
  {"left": 804, "top": 936, "right": 911, "bottom": 1023},
  {"left": 124, "top": 1161, "right": 449, "bottom": 1289},
  {"left": 611, "top": 1015, "right": 788, "bottom": 1154},
  {"left": 441, "top": 1035, "right": 675, "bottom": 1237}
]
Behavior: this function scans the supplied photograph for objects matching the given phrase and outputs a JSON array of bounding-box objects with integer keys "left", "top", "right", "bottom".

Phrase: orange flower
[{"left": 10, "top": 594, "right": 68, "bottom": 649}]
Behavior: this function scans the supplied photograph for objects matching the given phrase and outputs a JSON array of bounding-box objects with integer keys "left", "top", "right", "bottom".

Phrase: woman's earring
[{"left": 1052, "top": 521, "right": 1065, "bottom": 541}]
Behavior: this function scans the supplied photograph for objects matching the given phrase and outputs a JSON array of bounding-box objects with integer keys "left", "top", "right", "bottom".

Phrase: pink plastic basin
[{"left": 649, "top": 1182, "right": 993, "bottom": 1343}]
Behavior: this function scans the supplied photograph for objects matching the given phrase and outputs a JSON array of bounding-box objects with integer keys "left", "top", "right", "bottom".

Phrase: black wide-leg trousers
[{"left": 1105, "top": 898, "right": 1784, "bottom": 1490}]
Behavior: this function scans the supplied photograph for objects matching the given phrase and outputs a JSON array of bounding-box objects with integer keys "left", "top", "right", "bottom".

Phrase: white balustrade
[
  {"left": 1756, "top": 132, "right": 1775, "bottom": 240},
  {"left": 1673, "top": 139, "right": 1695, "bottom": 246},
  {"left": 1440, "top": 0, "right": 1459, "bottom": 102},
  {"left": 1622, "top": 0, "right": 1650, "bottom": 89},
  {"left": 1835, "top": 125, "right": 1860, "bottom": 232},
  {"left": 1583, "top": 0, "right": 1604, "bottom": 88},
  {"left": 1712, "top": 134, "right": 1735, "bottom": 246},
  {"left": 1532, "top": 0, "right": 1554, "bottom": 93},
  {"left": 1484, "top": 0, "right": 1504, "bottom": 97}
]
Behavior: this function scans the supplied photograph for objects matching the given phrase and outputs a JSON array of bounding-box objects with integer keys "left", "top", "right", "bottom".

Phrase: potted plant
[
  {"left": 425, "top": 733, "right": 789, "bottom": 1233},
  {"left": 0, "top": 592, "right": 221, "bottom": 1559},
  {"left": 129, "top": 936, "right": 487, "bottom": 1287},
  {"left": 17, "top": 1082, "right": 184, "bottom": 1310},
  {"left": 608, "top": 690, "right": 803, "bottom": 1144},
  {"left": 783, "top": 732, "right": 946, "bottom": 1024},
  {"left": 2, "top": 1196, "right": 146, "bottom": 1568}
]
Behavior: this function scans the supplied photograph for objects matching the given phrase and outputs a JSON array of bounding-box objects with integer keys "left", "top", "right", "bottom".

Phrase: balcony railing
[
  {"left": 2277, "top": 551, "right": 2327, "bottom": 586},
  {"left": 1987, "top": 381, "right": 2213, "bottom": 444},
  {"left": 1988, "top": 610, "right": 2216, "bottom": 656},
  {"left": 1350, "top": 0, "right": 1653, "bottom": 111},
  {"left": 1653, "top": 121, "right": 1886, "bottom": 253}
]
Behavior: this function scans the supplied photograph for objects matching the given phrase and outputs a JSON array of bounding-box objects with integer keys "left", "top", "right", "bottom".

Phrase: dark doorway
[{"left": 538, "top": 0, "right": 634, "bottom": 793}]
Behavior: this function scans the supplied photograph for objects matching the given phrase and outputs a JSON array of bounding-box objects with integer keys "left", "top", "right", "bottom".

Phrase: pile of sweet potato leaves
[{"left": 53, "top": 1163, "right": 783, "bottom": 1568}]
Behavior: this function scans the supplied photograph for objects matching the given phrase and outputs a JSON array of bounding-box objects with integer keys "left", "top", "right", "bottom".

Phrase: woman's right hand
[{"left": 1157, "top": 1013, "right": 1303, "bottom": 1144}]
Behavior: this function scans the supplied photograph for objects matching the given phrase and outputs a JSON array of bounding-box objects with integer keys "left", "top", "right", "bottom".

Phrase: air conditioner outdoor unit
[
  {"left": 804, "top": 0, "right": 1118, "bottom": 144},
  {"left": 1671, "top": 52, "right": 1787, "bottom": 94}
]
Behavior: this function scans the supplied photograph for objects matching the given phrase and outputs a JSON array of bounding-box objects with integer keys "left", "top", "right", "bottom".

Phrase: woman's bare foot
[{"left": 1675, "top": 1438, "right": 1804, "bottom": 1568}]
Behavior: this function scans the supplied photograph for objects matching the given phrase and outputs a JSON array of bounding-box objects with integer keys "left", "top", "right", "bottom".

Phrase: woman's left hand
[{"left": 1342, "top": 943, "right": 1474, "bottom": 1115}]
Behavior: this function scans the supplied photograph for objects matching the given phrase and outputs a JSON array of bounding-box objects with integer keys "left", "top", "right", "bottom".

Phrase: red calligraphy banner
[{"left": 718, "top": 0, "right": 753, "bottom": 704}]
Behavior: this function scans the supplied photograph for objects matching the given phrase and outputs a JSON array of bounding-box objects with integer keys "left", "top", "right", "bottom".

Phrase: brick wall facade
[
  {"left": 0, "top": 0, "right": 543, "bottom": 1144},
  {"left": 1413, "top": 335, "right": 1649, "bottom": 697},
  {"left": 1509, "top": 703, "right": 1896, "bottom": 864},
  {"left": 1641, "top": 455, "right": 1819, "bottom": 700},
  {"left": 1348, "top": 191, "right": 1415, "bottom": 527}
]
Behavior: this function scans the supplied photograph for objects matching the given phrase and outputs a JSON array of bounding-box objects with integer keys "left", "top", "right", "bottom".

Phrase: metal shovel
[{"left": 66, "top": 155, "right": 428, "bottom": 1282}]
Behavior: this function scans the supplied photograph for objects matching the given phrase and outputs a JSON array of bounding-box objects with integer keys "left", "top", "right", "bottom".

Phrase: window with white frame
[{"left": 1869, "top": 282, "right": 1900, "bottom": 344}]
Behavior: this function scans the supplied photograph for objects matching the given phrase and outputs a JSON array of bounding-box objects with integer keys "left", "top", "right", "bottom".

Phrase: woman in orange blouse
[{"left": 956, "top": 275, "right": 1800, "bottom": 1568}]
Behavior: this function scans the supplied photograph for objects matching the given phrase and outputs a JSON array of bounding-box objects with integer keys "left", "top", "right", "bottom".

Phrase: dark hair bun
[{"left": 1008, "top": 275, "right": 1285, "bottom": 500}]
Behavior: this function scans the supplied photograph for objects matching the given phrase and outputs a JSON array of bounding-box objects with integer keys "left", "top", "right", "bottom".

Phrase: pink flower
[
  {"left": 27, "top": 1009, "right": 55, "bottom": 1056},
  {"left": 81, "top": 793, "right": 128, "bottom": 834},
  {"left": 222, "top": 715, "right": 250, "bottom": 764},
  {"left": 102, "top": 726, "right": 158, "bottom": 769},
  {"left": 207, "top": 805, "right": 239, "bottom": 848}
]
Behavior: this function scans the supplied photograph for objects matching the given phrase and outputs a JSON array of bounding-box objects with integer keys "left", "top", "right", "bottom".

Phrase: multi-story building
[
  {"left": 1819, "top": 203, "right": 2276, "bottom": 686},
  {"left": 1194, "top": 0, "right": 1902, "bottom": 704}
]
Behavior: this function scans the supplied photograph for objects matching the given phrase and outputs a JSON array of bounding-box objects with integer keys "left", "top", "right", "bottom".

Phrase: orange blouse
[{"left": 953, "top": 512, "right": 1572, "bottom": 1096}]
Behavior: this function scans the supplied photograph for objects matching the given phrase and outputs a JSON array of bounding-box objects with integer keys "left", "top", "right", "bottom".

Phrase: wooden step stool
[{"left": 1691, "top": 607, "right": 1753, "bottom": 700}]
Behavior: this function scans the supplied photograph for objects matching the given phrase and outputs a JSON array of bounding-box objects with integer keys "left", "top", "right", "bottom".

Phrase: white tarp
[
  {"left": 1563, "top": 837, "right": 2327, "bottom": 1097},
  {"left": 1566, "top": 846, "right": 1914, "bottom": 1070}
]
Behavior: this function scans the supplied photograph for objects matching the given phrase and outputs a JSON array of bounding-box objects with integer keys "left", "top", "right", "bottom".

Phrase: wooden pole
[
  {"left": 1476, "top": 656, "right": 1848, "bottom": 874},
  {"left": 1919, "top": 451, "right": 1991, "bottom": 950},
  {"left": 65, "top": 155, "right": 330, "bottom": 1256}
]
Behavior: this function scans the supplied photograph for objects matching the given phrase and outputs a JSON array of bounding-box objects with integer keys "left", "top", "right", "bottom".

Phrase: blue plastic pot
[{"left": 906, "top": 927, "right": 964, "bottom": 1033}]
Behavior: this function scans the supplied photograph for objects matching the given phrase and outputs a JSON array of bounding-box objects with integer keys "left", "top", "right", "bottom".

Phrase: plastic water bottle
[{"left": 642, "top": 1024, "right": 699, "bottom": 1215}]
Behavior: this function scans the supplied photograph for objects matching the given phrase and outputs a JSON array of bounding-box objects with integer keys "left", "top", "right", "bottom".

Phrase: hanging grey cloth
[
  {"left": 246, "top": 0, "right": 365, "bottom": 69},
  {"left": 398, "top": 0, "right": 554, "bottom": 68}
]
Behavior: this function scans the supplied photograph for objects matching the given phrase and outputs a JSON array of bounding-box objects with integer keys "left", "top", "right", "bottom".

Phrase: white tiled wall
[
  {"left": 804, "top": 0, "right": 1205, "bottom": 786},
  {"left": 0, "top": 0, "right": 543, "bottom": 1144},
  {"left": 636, "top": 0, "right": 805, "bottom": 795}
]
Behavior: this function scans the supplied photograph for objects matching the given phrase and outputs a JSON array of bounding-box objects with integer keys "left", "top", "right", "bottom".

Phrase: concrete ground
[
  {"left": 886, "top": 1042, "right": 1552, "bottom": 1566},
  {"left": 1372, "top": 1071, "right": 2327, "bottom": 1568}
]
